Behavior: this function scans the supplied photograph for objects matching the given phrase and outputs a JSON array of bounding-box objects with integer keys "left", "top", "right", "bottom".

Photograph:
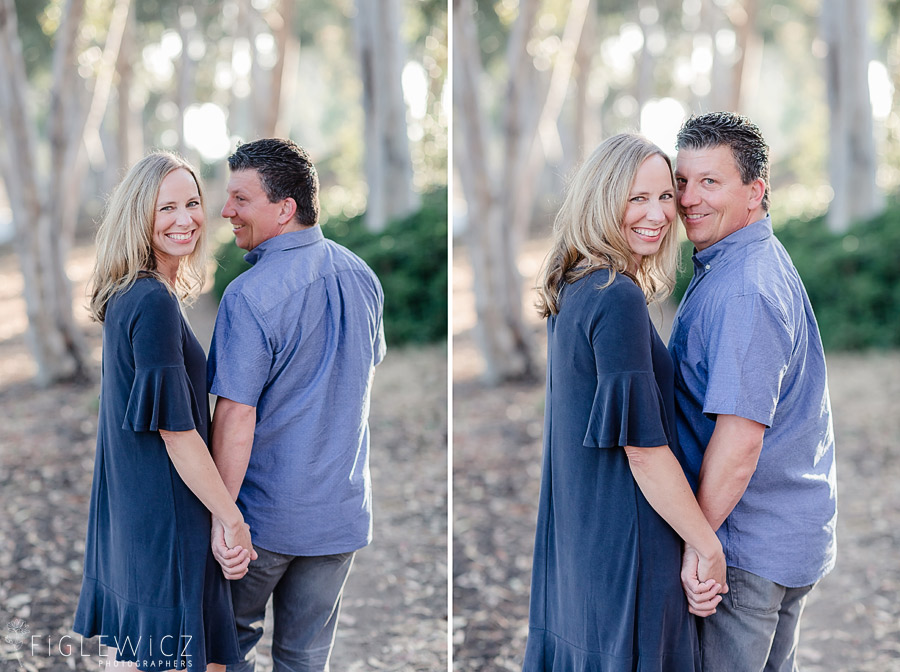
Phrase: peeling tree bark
[
  {"left": 354, "top": 0, "right": 419, "bottom": 233},
  {"left": 454, "top": 0, "right": 591, "bottom": 385},
  {"left": 0, "top": 0, "right": 131, "bottom": 385},
  {"left": 821, "top": 0, "right": 882, "bottom": 232}
]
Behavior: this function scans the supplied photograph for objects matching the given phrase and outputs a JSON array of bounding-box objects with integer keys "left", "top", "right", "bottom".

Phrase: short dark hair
[
  {"left": 676, "top": 111, "right": 770, "bottom": 211},
  {"left": 228, "top": 138, "right": 320, "bottom": 227}
]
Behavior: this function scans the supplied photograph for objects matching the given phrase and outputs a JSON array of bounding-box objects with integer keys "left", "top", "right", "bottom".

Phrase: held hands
[
  {"left": 681, "top": 545, "right": 729, "bottom": 617},
  {"left": 211, "top": 516, "right": 258, "bottom": 580}
]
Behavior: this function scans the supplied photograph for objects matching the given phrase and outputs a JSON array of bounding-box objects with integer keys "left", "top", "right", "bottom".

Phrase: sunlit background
[
  {"left": 454, "top": 0, "right": 899, "bottom": 233},
  {"left": 0, "top": 0, "right": 447, "bottom": 244}
]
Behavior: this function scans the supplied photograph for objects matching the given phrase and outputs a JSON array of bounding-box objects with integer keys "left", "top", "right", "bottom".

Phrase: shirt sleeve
[
  {"left": 122, "top": 285, "right": 200, "bottom": 432},
  {"left": 582, "top": 280, "right": 670, "bottom": 449},
  {"left": 207, "top": 290, "right": 273, "bottom": 407},
  {"left": 703, "top": 292, "right": 792, "bottom": 427}
]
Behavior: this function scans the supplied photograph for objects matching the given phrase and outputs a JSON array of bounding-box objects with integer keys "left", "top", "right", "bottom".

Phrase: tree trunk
[
  {"left": 821, "top": 0, "right": 882, "bottom": 232},
  {"left": 115, "top": 5, "right": 143, "bottom": 171},
  {"left": 453, "top": 0, "right": 538, "bottom": 385},
  {"left": 0, "top": 0, "right": 89, "bottom": 385},
  {"left": 573, "top": 6, "right": 597, "bottom": 164},
  {"left": 510, "top": 0, "right": 590, "bottom": 243},
  {"left": 354, "top": 0, "right": 418, "bottom": 233},
  {"left": 58, "top": 0, "right": 129, "bottom": 249},
  {"left": 635, "top": 0, "right": 656, "bottom": 122},
  {"left": 728, "top": 0, "right": 761, "bottom": 112},
  {"left": 259, "top": 0, "right": 296, "bottom": 138},
  {"left": 176, "top": 2, "right": 197, "bottom": 156}
]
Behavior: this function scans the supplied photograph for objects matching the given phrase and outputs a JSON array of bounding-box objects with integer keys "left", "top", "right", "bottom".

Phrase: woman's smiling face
[{"left": 621, "top": 154, "right": 676, "bottom": 268}]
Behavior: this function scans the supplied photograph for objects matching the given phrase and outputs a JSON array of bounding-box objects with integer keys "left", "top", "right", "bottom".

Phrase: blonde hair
[
  {"left": 89, "top": 152, "right": 208, "bottom": 323},
  {"left": 536, "top": 133, "right": 680, "bottom": 317}
]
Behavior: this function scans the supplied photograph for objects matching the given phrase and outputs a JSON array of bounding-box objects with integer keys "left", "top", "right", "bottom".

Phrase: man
[
  {"left": 669, "top": 112, "right": 836, "bottom": 671},
  {"left": 207, "top": 138, "right": 386, "bottom": 671}
]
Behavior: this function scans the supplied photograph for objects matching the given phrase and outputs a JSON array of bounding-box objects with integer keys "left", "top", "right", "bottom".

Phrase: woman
[
  {"left": 74, "top": 152, "right": 253, "bottom": 670},
  {"left": 523, "top": 134, "right": 727, "bottom": 671}
]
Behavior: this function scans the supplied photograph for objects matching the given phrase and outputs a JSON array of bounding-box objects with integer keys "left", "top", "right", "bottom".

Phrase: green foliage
[
  {"left": 211, "top": 188, "right": 448, "bottom": 347},
  {"left": 671, "top": 199, "right": 900, "bottom": 351}
]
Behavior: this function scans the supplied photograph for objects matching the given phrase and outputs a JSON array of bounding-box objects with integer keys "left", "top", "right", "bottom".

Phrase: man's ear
[
  {"left": 748, "top": 178, "right": 766, "bottom": 209},
  {"left": 278, "top": 197, "right": 298, "bottom": 225}
]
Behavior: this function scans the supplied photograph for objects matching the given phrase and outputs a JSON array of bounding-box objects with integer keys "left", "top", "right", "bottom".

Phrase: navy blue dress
[
  {"left": 523, "top": 269, "right": 699, "bottom": 671},
  {"left": 74, "top": 277, "right": 241, "bottom": 669}
]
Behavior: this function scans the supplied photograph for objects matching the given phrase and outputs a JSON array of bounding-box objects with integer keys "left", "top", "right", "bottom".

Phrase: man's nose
[{"left": 679, "top": 182, "right": 700, "bottom": 207}]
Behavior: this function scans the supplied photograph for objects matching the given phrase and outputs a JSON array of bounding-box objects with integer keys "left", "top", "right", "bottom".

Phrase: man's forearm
[
  {"left": 210, "top": 397, "right": 257, "bottom": 500},
  {"left": 697, "top": 414, "right": 766, "bottom": 531}
]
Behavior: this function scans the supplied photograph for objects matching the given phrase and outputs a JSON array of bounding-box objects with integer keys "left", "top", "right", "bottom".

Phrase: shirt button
[{"left": 705, "top": 264, "right": 711, "bottom": 270}]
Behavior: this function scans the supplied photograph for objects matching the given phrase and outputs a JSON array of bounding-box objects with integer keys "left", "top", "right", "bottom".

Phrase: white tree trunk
[
  {"left": 258, "top": 0, "right": 296, "bottom": 138},
  {"left": 116, "top": 6, "right": 143, "bottom": 171},
  {"left": 728, "top": 0, "right": 761, "bottom": 112},
  {"left": 0, "top": 0, "right": 88, "bottom": 384},
  {"left": 354, "top": 0, "right": 418, "bottom": 233},
  {"left": 510, "top": 0, "right": 590, "bottom": 242},
  {"left": 822, "top": 0, "right": 882, "bottom": 232},
  {"left": 573, "top": 6, "right": 597, "bottom": 164},
  {"left": 635, "top": 0, "right": 656, "bottom": 122},
  {"left": 176, "top": 2, "right": 197, "bottom": 156},
  {"left": 453, "top": 0, "right": 539, "bottom": 384}
]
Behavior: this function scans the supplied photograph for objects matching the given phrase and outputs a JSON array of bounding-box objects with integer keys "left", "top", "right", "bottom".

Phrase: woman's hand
[
  {"left": 211, "top": 516, "right": 257, "bottom": 580},
  {"left": 681, "top": 545, "right": 728, "bottom": 617}
]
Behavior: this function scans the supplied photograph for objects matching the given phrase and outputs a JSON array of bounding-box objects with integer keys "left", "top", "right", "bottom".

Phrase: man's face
[
  {"left": 221, "top": 169, "right": 287, "bottom": 251},
  {"left": 674, "top": 144, "right": 763, "bottom": 251}
]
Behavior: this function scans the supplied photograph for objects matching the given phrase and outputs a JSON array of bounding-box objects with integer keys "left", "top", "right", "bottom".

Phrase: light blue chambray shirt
[
  {"left": 669, "top": 215, "right": 837, "bottom": 587},
  {"left": 208, "top": 226, "right": 385, "bottom": 556}
]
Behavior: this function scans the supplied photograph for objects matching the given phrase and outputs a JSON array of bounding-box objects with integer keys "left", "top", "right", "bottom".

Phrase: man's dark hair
[
  {"left": 228, "top": 138, "right": 320, "bottom": 227},
  {"left": 676, "top": 111, "right": 771, "bottom": 211}
]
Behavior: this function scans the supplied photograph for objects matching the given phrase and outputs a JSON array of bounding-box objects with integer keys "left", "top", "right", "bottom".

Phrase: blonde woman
[
  {"left": 74, "top": 152, "right": 254, "bottom": 671},
  {"left": 523, "top": 134, "right": 727, "bottom": 671}
]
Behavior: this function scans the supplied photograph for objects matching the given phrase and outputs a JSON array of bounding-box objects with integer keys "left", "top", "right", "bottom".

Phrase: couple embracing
[
  {"left": 523, "top": 112, "right": 837, "bottom": 672},
  {"left": 73, "top": 138, "right": 385, "bottom": 671}
]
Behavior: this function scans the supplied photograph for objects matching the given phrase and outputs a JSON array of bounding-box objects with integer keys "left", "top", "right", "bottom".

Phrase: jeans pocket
[{"left": 727, "top": 566, "right": 785, "bottom": 615}]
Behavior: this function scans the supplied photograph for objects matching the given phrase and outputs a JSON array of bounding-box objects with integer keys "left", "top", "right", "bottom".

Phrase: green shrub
[
  {"left": 211, "top": 187, "right": 448, "bottom": 347},
  {"left": 671, "top": 198, "right": 900, "bottom": 351}
]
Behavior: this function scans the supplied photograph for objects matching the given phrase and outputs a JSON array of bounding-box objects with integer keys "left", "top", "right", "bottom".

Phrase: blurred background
[
  {"left": 0, "top": 0, "right": 447, "bottom": 669},
  {"left": 453, "top": 0, "right": 900, "bottom": 670}
]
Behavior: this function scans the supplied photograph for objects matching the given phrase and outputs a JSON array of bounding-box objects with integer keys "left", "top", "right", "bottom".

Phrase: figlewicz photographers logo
[
  {"left": 2, "top": 618, "right": 193, "bottom": 669},
  {"left": 4, "top": 618, "right": 30, "bottom": 671}
]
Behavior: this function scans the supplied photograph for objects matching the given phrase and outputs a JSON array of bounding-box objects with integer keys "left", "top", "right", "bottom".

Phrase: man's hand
[
  {"left": 681, "top": 545, "right": 726, "bottom": 617},
  {"left": 211, "top": 516, "right": 256, "bottom": 580}
]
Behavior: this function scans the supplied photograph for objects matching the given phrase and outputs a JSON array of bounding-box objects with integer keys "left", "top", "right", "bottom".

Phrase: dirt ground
[
  {"left": 0, "top": 245, "right": 448, "bottom": 671},
  {"left": 452, "top": 241, "right": 900, "bottom": 671}
]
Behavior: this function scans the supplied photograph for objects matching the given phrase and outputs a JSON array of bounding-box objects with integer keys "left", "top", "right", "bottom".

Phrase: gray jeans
[
  {"left": 226, "top": 546, "right": 356, "bottom": 672},
  {"left": 699, "top": 566, "right": 816, "bottom": 672}
]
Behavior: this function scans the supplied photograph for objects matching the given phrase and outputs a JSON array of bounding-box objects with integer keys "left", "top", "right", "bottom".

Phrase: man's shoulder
[
  {"left": 321, "top": 237, "right": 379, "bottom": 278},
  {"left": 220, "top": 238, "right": 380, "bottom": 308}
]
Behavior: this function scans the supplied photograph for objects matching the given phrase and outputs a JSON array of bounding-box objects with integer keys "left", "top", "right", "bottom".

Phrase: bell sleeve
[
  {"left": 582, "top": 280, "right": 670, "bottom": 449},
  {"left": 121, "top": 285, "right": 201, "bottom": 432}
]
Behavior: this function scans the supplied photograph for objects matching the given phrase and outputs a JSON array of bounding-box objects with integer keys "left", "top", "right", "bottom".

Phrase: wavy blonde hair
[
  {"left": 536, "top": 133, "right": 680, "bottom": 317},
  {"left": 89, "top": 152, "right": 208, "bottom": 323}
]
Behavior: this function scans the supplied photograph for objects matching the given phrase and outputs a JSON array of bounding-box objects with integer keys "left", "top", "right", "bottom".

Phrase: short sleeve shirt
[
  {"left": 669, "top": 216, "right": 837, "bottom": 587},
  {"left": 208, "top": 227, "right": 385, "bottom": 556}
]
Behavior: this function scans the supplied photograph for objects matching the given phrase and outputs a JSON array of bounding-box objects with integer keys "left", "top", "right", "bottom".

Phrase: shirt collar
[
  {"left": 693, "top": 214, "right": 772, "bottom": 270},
  {"left": 244, "top": 226, "right": 324, "bottom": 266}
]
